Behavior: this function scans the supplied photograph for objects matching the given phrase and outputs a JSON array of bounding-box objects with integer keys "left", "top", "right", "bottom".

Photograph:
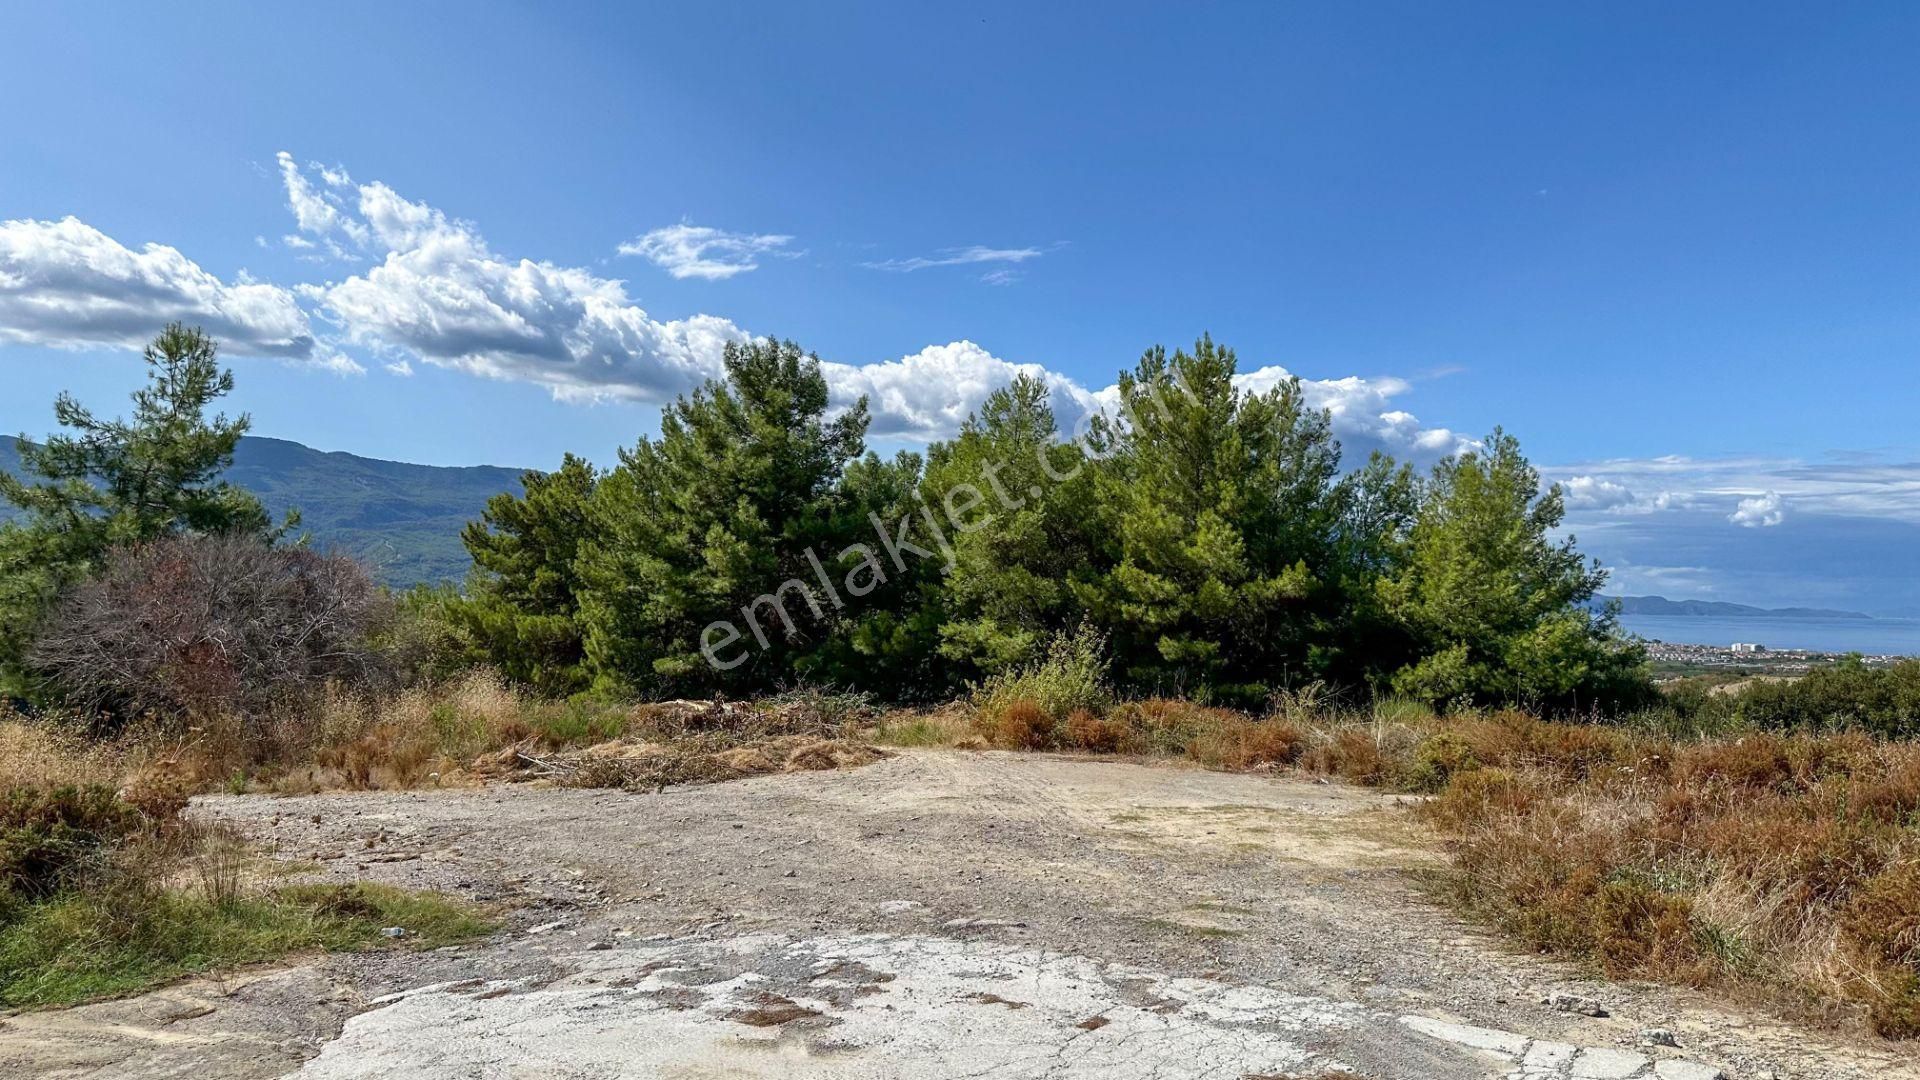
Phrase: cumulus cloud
[
  {"left": 821, "top": 347, "right": 1467, "bottom": 456},
  {"left": 617, "top": 224, "right": 794, "bottom": 280},
  {"left": 1234, "top": 366, "right": 1472, "bottom": 461},
  {"left": 1561, "top": 475, "right": 1638, "bottom": 511},
  {"left": 1729, "top": 490, "right": 1787, "bottom": 528},
  {"left": 272, "top": 156, "right": 1468, "bottom": 454},
  {"left": 277, "top": 163, "right": 741, "bottom": 402},
  {"left": 822, "top": 341, "right": 1103, "bottom": 440},
  {"left": 0, "top": 215, "right": 346, "bottom": 369},
  {"left": 1559, "top": 475, "right": 1675, "bottom": 515},
  {"left": 863, "top": 245, "right": 1045, "bottom": 273}
]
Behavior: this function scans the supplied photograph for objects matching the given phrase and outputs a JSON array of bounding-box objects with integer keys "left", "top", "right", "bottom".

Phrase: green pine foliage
[
  {"left": 453, "top": 454, "right": 598, "bottom": 694},
  {"left": 442, "top": 334, "right": 1652, "bottom": 713},
  {"left": 927, "top": 374, "right": 1096, "bottom": 673},
  {"left": 0, "top": 323, "right": 1656, "bottom": 717},
  {"left": 575, "top": 339, "right": 881, "bottom": 694},
  {"left": 1376, "top": 429, "right": 1650, "bottom": 711},
  {"left": 1074, "top": 338, "right": 1347, "bottom": 706}
]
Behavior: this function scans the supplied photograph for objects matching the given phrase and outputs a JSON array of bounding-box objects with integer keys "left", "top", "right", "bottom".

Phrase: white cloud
[
  {"left": 0, "top": 215, "right": 336, "bottom": 366},
  {"left": 823, "top": 341, "right": 1103, "bottom": 441},
  {"left": 273, "top": 156, "right": 1468, "bottom": 455},
  {"left": 1561, "top": 475, "right": 1638, "bottom": 511},
  {"left": 617, "top": 224, "right": 794, "bottom": 280},
  {"left": 296, "top": 172, "right": 748, "bottom": 403},
  {"left": 864, "top": 245, "right": 1045, "bottom": 273},
  {"left": 1553, "top": 453, "right": 1920, "bottom": 525},
  {"left": 274, "top": 150, "right": 368, "bottom": 258},
  {"left": 384, "top": 359, "right": 414, "bottom": 377},
  {"left": 1559, "top": 475, "right": 1675, "bottom": 515},
  {"left": 1601, "top": 560, "right": 1722, "bottom": 598},
  {"left": 1729, "top": 490, "right": 1787, "bottom": 528},
  {"left": 1234, "top": 366, "right": 1473, "bottom": 461}
]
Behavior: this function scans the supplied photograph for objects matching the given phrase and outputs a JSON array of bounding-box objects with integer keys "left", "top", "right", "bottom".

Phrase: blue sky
[{"left": 3, "top": 2, "right": 1918, "bottom": 611}]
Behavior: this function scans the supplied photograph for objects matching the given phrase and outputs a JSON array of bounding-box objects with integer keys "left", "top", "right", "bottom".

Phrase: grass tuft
[{"left": 0, "top": 881, "right": 488, "bottom": 1008}]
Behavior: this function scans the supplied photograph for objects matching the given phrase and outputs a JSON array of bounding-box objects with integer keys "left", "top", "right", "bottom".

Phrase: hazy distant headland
[{"left": 1602, "top": 595, "right": 1874, "bottom": 620}]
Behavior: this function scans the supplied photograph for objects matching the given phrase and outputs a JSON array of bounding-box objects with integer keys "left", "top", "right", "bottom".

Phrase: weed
[
  {"left": 1405, "top": 731, "right": 1481, "bottom": 793},
  {"left": 971, "top": 622, "right": 1111, "bottom": 724},
  {"left": 1062, "top": 708, "right": 1129, "bottom": 753},
  {"left": 0, "top": 882, "right": 489, "bottom": 1009},
  {"left": 0, "top": 785, "right": 142, "bottom": 900}
]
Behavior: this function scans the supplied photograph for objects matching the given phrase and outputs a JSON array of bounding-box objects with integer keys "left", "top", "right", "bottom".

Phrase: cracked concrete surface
[{"left": 6, "top": 750, "right": 1915, "bottom": 1078}]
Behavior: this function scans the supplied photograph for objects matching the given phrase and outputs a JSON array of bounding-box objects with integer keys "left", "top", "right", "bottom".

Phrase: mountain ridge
[
  {"left": 0, "top": 434, "right": 524, "bottom": 586},
  {"left": 0, "top": 434, "right": 1887, "bottom": 613},
  {"left": 1601, "top": 595, "right": 1874, "bottom": 620}
]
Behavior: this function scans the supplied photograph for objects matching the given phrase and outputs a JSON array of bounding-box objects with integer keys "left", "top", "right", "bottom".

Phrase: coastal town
[{"left": 1641, "top": 637, "right": 1913, "bottom": 677}]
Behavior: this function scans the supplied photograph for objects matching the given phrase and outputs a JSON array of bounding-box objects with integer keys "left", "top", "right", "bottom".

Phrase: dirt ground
[{"left": 4, "top": 749, "right": 1915, "bottom": 1079}]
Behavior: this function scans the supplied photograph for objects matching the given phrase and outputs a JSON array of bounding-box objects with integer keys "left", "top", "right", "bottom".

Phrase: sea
[{"left": 1617, "top": 614, "right": 1920, "bottom": 657}]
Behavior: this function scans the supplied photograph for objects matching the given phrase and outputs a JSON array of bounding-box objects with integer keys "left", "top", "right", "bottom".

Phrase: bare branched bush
[{"left": 27, "top": 535, "right": 393, "bottom": 729}]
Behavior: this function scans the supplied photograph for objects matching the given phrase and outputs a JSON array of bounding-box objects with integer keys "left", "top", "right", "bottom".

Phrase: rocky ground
[{"left": 4, "top": 749, "right": 1915, "bottom": 1079}]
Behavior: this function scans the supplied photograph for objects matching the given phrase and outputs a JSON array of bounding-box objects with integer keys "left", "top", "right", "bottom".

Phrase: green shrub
[
  {"left": 1666, "top": 658, "right": 1920, "bottom": 737},
  {"left": 873, "top": 716, "right": 947, "bottom": 747},
  {"left": 1372, "top": 696, "right": 1437, "bottom": 726},
  {"left": 0, "top": 785, "right": 143, "bottom": 900},
  {"left": 971, "top": 622, "right": 1111, "bottom": 722},
  {"left": 1405, "top": 731, "right": 1481, "bottom": 793},
  {"left": 528, "top": 697, "right": 632, "bottom": 748}
]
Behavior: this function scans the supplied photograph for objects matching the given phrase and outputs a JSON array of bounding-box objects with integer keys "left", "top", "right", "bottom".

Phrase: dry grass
[
  {"left": 1420, "top": 727, "right": 1920, "bottom": 1036},
  {"left": 0, "top": 684, "right": 879, "bottom": 1009},
  {"left": 0, "top": 723, "right": 121, "bottom": 792},
  {"left": 16, "top": 679, "right": 1917, "bottom": 1037},
  {"left": 872, "top": 705, "right": 977, "bottom": 748},
  {"left": 0, "top": 730, "right": 490, "bottom": 1008},
  {"left": 1, "top": 674, "right": 885, "bottom": 799},
  {"left": 955, "top": 693, "right": 1920, "bottom": 1039}
]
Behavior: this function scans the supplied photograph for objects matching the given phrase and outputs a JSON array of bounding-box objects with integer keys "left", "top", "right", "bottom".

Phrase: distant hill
[
  {"left": 1600, "top": 595, "right": 1874, "bottom": 620},
  {"left": 0, "top": 435, "right": 524, "bottom": 586}
]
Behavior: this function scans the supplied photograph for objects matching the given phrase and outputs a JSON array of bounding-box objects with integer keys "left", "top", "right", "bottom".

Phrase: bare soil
[{"left": 4, "top": 749, "right": 1914, "bottom": 1079}]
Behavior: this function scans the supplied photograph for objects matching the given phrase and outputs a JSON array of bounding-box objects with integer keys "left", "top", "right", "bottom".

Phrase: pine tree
[
  {"left": 800, "top": 446, "right": 952, "bottom": 697},
  {"left": 1314, "top": 450, "right": 1423, "bottom": 690},
  {"left": 576, "top": 339, "right": 874, "bottom": 692},
  {"left": 1378, "top": 428, "right": 1648, "bottom": 710},
  {"left": 455, "top": 454, "right": 597, "bottom": 693},
  {"left": 0, "top": 323, "right": 286, "bottom": 694},
  {"left": 1075, "top": 337, "right": 1344, "bottom": 703},
  {"left": 926, "top": 374, "right": 1096, "bottom": 673}
]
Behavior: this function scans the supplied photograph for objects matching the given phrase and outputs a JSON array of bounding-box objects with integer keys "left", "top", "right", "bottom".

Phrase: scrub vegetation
[{"left": 3, "top": 325, "right": 1918, "bottom": 1036}]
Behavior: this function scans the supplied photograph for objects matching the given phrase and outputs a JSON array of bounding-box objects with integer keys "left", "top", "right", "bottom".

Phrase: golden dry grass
[
  {"left": 0, "top": 722, "right": 120, "bottom": 792},
  {"left": 957, "top": 694, "right": 1920, "bottom": 1038},
  {"left": 12, "top": 682, "right": 1918, "bottom": 1037},
  {"left": 1, "top": 674, "right": 888, "bottom": 798}
]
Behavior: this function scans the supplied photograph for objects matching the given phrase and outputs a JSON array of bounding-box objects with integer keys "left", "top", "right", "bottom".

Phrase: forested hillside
[{"left": 0, "top": 434, "right": 520, "bottom": 585}]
